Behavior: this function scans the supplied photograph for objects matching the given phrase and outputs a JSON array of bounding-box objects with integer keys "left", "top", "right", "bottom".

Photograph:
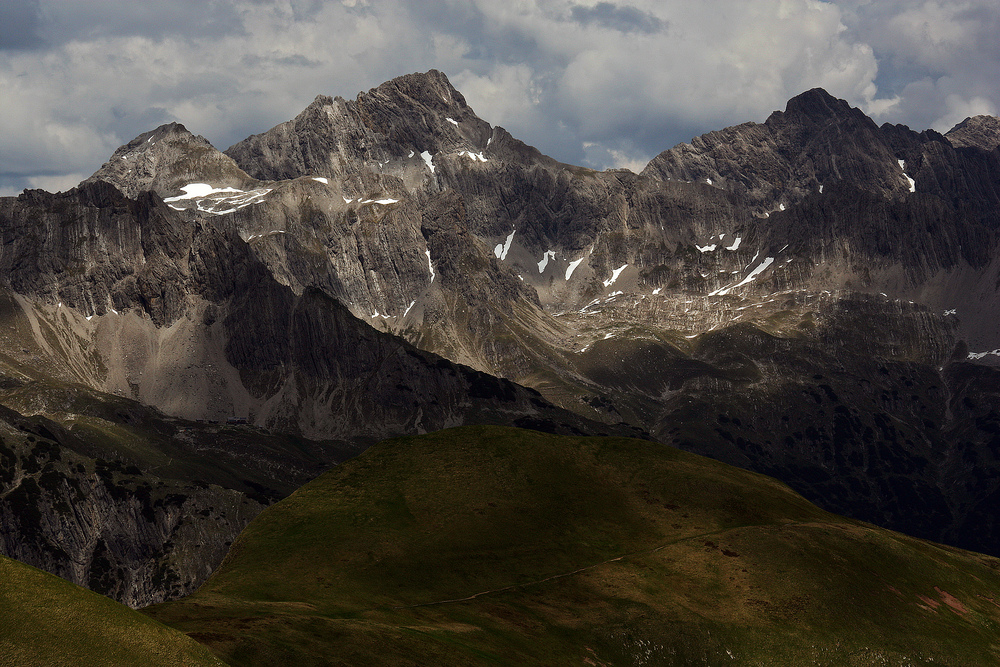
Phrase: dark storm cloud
[
  {"left": 569, "top": 2, "right": 665, "bottom": 34},
  {"left": 36, "top": 0, "right": 251, "bottom": 45},
  {"left": 0, "top": 0, "right": 44, "bottom": 50}
]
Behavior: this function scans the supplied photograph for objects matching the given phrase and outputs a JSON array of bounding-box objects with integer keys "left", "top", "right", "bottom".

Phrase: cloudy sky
[{"left": 2, "top": 0, "right": 998, "bottom": 195}]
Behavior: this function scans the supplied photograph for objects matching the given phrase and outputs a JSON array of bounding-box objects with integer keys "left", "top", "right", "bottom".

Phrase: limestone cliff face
[
  {"left": 0, "top": 182, "right": 609, "bottom": 439},
  {"left": 643, "top": 89, "right": 921, "bottom": 212}
]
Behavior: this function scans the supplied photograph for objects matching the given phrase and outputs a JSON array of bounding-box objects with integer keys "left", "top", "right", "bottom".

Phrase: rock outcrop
[
  {"left": 946, "top": 115, "right": 1000, "bottom": 152},
  {"left": 84, "top": 122, "right": 258, "bottom": 199}
]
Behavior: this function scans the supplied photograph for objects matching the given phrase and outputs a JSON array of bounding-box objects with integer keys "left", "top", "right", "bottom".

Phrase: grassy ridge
[
  {"left": 0, "top": 554, "right": 224, "bottom": 666},
  {"left": 148, "top": 426, "right": 1000, "bottom": 665}
]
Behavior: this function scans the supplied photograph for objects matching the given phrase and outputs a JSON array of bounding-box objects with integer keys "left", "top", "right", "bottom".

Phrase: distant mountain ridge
[{"left": 2, "top": 69, "right": 1000, "bottom": 609}]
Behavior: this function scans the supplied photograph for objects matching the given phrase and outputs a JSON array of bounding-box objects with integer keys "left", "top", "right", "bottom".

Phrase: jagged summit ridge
[
  {"left": 640, "top": 87, "right": 913, "bottom": 213},
  {"left": 224, "top": 69, "right": 496, "bottom": 187}
]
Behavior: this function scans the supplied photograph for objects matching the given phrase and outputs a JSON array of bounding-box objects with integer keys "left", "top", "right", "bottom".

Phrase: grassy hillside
[
  {"left": 148, "top": 426, "right": 1000, "bottom": 665},
  {"left": 0, "top": 554, "right": 224, "bottom": 666}
]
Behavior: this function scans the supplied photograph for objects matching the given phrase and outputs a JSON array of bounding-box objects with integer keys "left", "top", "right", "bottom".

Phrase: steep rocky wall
[{"left": 0, "top": 413, "right": 262, "bottom": 608}]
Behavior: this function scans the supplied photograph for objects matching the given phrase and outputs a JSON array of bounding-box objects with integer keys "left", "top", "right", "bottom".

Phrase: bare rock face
[
  {"left": 946, "top": 115, "right": 1000, "bottom": 151},
  {"left": 0, "top": 182, "right": 193, "bottom": 326},
  {"left": 0, "top": 182, "right": 618, "bottom": 439},
  {"left": 643, "top": 88, "right": 928, "bottom": 214},
  {"left": 224, "top": 69, "right": 492, "bottom": 187},
  {"left": 0, "top": 423, "right": 261, "bottom": 608}
]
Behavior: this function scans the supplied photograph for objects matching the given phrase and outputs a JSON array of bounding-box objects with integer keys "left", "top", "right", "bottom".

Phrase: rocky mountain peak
[
  {"left": 778, "top": 87, "right": 857, "bottom": 121},
  {"left": 765, "top": 87, "right": 878, "bottom": 140},
  {"left": 354, "top": 69, "right": 491, "bottom": 153},
  {"left": 85, "top": 121, "right": 256, "bottom": 199},
  {"left": 642, "top": 88, "right": 919, "bottom": 212},
  {"left": 366, "top": 69, "right": 468, "bottom": 115},
  {"left": 224, "top": 69, "right": 495, "bottom": 187},
  {"left": 946, "top": 114, "right": 1000, "bottom": 151}
]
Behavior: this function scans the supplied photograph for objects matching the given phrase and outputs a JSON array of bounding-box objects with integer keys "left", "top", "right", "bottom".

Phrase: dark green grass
[
  {"left": 148, "top": 425, "right": 1000, "bottom": 665},
  {"left": 0, "top": 554, "right": 224, "bottom": 666}
]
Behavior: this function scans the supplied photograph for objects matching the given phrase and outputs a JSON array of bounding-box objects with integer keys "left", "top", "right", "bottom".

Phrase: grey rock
[
  {"left": 84, "top": 122, "right": 257, "bottom": 199},
  {"left": 946, "top": 115, "right": 1000, "bottom": 152}
]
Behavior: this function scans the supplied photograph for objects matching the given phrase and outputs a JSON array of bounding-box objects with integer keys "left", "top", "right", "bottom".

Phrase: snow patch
[
  {"left": 164, "top": 183, "right": 238, "bottom": 200},
  {"left": 537, "top": 250, "right": 556, "bottom": 273},
  {"left": 696, "top": 244, "right": 717, "bottom": 253},
  {"left": 408, "top": 150, "right": 415, "bottom": 158},
  {"left": 425, "top": 249, "right": 435, "bottom": 282},
  {"left": 725, "top": 237, "right": 742, "bottom": 251},
  {"left": 403, "top": 300, "right": 416, "bottom": 317},
  {"left": 943, "top": 309, "right": 957, "bottom": 316},
  {"left": 458, "top": 150, "right": 488, "bottom": 162},
  {"left": 565, "top": 256, "right": 585, "bottom": 280},
  {"left": 164, "top": 183, "right": 272, "bottom": 215},
  {"left": 494, "top": 230, "right": 515, "bottom": 260},
  {"left": 603, "top": 264, "right": 628, "bottom": 288},
  {"left": 899, "top": 159, "right": 916, "bottom": 192},
  {"left": 420, "top": 151, "right": 435, "bottom": 174},
  {"left": 819, "top": 184, "right": 824, "bottom": 193},
  {"left": 652, "top": 287, "right": 662, "bottom": 295},
  {"left": 779, "top": 203, "right": 785, "bottom": 211},
  {"left": 360, "top": 198, "right": 399, "bottom": 205},
  {"left": 446, "top": 117, "right": 458, "bottom": 125},
  {"left": 706, "top": 177, "right": 713, "bottom": 185},
  {"left": 343, "top": 197, "right": 354, "bottom": 203},
  {"left": 710, "top": 257, "right": 775, "bottom": 296},
  {"left": 241, "top": 230, "right": 287, "bottom": 242},
  {"left": 969, "top": 350, "right": 1000, "bottom": 360},
  {"left": 312, "top": 177, "right": 328, "bottom": 184}
]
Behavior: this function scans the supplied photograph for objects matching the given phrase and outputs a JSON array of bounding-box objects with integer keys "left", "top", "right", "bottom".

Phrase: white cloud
[
  {"left": 1, "top": 0, "right": 998, "bottom": 192},
  {"left": 833, "top": 0, "right": 1000, "bottom": 131}
]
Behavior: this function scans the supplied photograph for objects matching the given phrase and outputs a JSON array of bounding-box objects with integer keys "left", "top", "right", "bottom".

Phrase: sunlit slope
[
  {"left": 0, "top": 554, "right": 224, "bottom": 666},
  {"left": 149, "top": 426, "right": 1000, "bottom": 666}
]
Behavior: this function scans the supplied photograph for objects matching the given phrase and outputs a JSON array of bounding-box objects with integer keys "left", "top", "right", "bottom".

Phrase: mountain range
[{"left": 2, "top": 69, "right": 1000, "bottom": 663}]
